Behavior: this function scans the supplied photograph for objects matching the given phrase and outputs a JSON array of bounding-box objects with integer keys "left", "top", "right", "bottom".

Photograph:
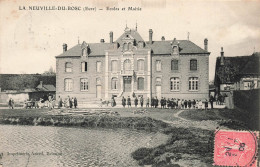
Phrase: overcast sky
[{"left": 0, "top": 0, "right": 259, "bottom": 81}]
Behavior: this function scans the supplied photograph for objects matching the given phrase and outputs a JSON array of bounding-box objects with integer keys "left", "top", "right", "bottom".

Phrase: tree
[{"left": 43, "top": 66, "right": 56, "bottom": 75}]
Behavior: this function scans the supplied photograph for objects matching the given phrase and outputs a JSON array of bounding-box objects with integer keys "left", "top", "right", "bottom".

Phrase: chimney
[
  {"left": 100, "top": 39, "right": 105, "bottom": 43},
  {"left": 62, "top": 43, "right": 67, "bottom": 53},
  {"left": 220, "top": 47, "right": 224, "bottom": 65},
  {"left": 161, "top": 36, "right": 165, "bottom": 41},
  {"left": 109, "top": 31, "right": 113, "bottom": 43},
  {"left": 204, "top": 38, "right": 208, "bottom": 52},
  {"left": 149, "top": 29, "right": 153, "bottom": 44},
  {"left": 39, "top": 81, "right": 43, "bottom": 88}
]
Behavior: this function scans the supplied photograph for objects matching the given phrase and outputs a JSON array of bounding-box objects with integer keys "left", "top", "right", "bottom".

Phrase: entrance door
[
  {"left": 124, "top": 77, "right": 132, "bottom": 92},
  {"left": 96, "top": 85, "right": 101, "bottom": 98},
  {"left": 156, "top": 85, "right": 161, "bottom": 99}
]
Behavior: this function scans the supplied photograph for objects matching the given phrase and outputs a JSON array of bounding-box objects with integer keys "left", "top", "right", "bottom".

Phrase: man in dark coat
[
  {"left": 122, "top": 96, "right": 126, "bottom": 108},
  {"left": 74, "top": 97, "right": 77, "bottom": 108},
  {"left": 155, "top": 97, "right": 158, "bottom": 108},
  {"left": 127, "top": 96, "right": 131, "bottom": 108},
  {"left": 151, "top": 97, "right": 154, "bottom": 108},
  {"left": 184, "top": 100, "right": 187, "bottom": 109},
  {"left": 69, "top": 97, "right": 73, "bottom": 108},
  {"left": 134, "top": 97, "right": 138, "bottom": 107},
  {"left": 140, "top": 96, "right": 144, "bottom": 107},
  {"left": 209, "top": 95, "right": 214, "bottom": 109}
]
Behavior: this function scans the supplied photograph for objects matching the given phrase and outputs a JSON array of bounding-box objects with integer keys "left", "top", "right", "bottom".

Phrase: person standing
[
  {"left": 205, "top": 99, "right": 208, "bottom": 110},
  {"left": 122, "top": 96, "right": 126, "bottom": 108},
  {"left": 151, "top": 97, "right": 154, "bottom": 108},
  {"left": 127, "top": 96, "right": 131, "bottom": 108},
  {"left": 188, "top": 100, "right": 192, "bottom": 109},
  {"left": 71, "top": 97, "right": 74, "bottom": 108},
  {"left": 184, "top": 100, "right": 188, "bottom": 109},
  {"left": 68, "top": 96, "right": 72, "bottom": 108},
  {"left": 209, "top": 95, "right": 214, "bottom": 109},
  {"left": 198, "top": 100, "right": 203, "bottom": 110},
  {"left": 58, "top": 96, "right": 62, "bottom": 108},
  {"left": 155, "top": 97, "right": 158, "bottom": 108},
  {"left": 160, "top": 97, "right": 164, "bottom": 109},
  {"left": 134, "top": 97, "right": 138, "bottom": 107},
  {"left": 74, "top": 97, "right": 77, "bottom": 108},
  {"left": 140, "top": 96, "right": 144, "bottom": 107},
  {"left": 146, "top": 97, "right": 150, "bottom": 108},
  {"left": 192, "top": 99, "right": 196, "bottom": 109}
]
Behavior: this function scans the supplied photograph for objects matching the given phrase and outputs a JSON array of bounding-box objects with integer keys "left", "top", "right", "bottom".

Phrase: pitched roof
[
  {"left": 214, "top": 53, "right": 260, "bottom": 85},
  {"left": 56, "top": 29, "right": 209, "bottom": 58},
  {"left": 56, "top": 43, "right": 112, "bottom": 57},
  {"left": 0, "top": 74, "right": 56, "bottom": 91},
  {"left": 36, "top": 84, "right": 56, "bottom": 92},
  {"left": 115, "top": 29, "right": 145, "bottom": 45},
  {"left": 146, "top": 40, "right": 209, "bottom": 54}
]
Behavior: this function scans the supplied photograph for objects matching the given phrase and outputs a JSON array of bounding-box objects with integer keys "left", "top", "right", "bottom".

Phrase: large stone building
[{"left": 56, "top": 27, "right": 210, "bottom": 102}]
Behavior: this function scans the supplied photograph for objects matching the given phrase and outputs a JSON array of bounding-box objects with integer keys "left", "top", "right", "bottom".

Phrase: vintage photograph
[{"left": 0, "top": 0, "right": 259, "bottom": 166}]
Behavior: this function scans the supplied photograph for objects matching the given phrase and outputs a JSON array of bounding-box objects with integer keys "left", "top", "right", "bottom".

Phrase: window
[
  {"left": 82, "top": 48, "right": 87, "bottom": 57},
  {"left": 189, "top": 77, "right": 198, "bottom": 91},
  {"left": 111, "top": 60, "right": 118, "bottom": 72},
  {"left": 81, "top": 62, "right": 87, "bottom": 72},
  {"left": 123, "top": 43, "right": 128, "bottom": 51},
  {"left": 137, "top": 59, "right": 144, "bottom": 71},
  {"left": 124, "top": 59, "right": 131, "bottom": 71},
  {"left": 138, "top": 77, "right": 144, "bottom": 90},
  {"left": 156, "top": 60, "right": 161, "bottom": 71},
  {"left": 111, "top": 78, "right": 118, "bottom": 90},
  {"left": 65, "top": 62, "right": 72, "bottom": 72},
  {"left": 173, "top": 46, "right": 178, "bottom": 54},
  {"left": 190, "top": 59, "right": 197, "bottom": 71},
  {"left": 171, "top": 60, "right": 178, "bottom": 71},
  {"left": 64, "top": 79, "right": 73, "bottom": 91},
  {"left": 80, "top": 78, "right": 88, "bottom": 91},
  {"left": 96, "top": 61, "right": 101, "bottom": 72},
  {"left": 170, "top": 78, "right": 180, "bottom": 91},
  {"left": 156, "top": 77, "right": 161, "bottom": 85}
]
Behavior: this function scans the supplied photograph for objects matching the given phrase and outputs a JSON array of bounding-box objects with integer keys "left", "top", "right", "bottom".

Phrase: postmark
[{"left": 214, "top": 129, "right": 259, "bottom": 167}]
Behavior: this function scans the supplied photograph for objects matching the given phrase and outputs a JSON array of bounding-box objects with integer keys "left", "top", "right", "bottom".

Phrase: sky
[{"left": 0, "top": 0, "right": 259, "bottom": 81}]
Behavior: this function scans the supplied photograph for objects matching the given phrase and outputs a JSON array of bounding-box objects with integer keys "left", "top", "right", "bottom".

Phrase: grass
[{"left": 0, "top": 107, "right": 256, "bottom": 166}]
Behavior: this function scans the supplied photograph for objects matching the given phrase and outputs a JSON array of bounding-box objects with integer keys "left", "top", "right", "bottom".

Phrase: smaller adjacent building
[
  {"left": 214, "top": 50, "right": 260, "bottom": 94},
  {"left": 0, "top": 74, "right": 56, "bottom": 103}
]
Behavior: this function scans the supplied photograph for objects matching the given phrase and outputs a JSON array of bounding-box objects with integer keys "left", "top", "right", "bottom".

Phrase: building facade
[
  {"left": 56, "top": 27, "right": 210, "bottom": 102},
  {"left": 214, "top": 50, "right": 260, "bottom": 94}
]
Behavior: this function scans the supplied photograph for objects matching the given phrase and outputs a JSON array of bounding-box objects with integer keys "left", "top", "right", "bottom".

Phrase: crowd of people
[
  {"left": 57, "top": 96, "right": 77, "bottom": 109},
  {"left": 120, "top": 95, "right": 216, "bottom": 110}
]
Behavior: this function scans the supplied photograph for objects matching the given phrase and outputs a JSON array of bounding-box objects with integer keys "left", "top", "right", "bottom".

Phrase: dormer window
[
  {"left": 82, "top": 48, "right": 87, "bottom": 57},
  {"left": 172, "top": 46, "right": 178, "bottom": 54}
]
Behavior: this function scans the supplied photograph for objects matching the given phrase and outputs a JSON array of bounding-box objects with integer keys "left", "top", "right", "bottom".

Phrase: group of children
[
  {"left": 57, "top": 96, "right": 78, "bottom": 109},
  {"left": 122, "top": 96, "right": 215, "bottom": 110}
]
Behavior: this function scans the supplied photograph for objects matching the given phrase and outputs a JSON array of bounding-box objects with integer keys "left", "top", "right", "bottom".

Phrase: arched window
[
  {"left": 138, "top": 77, "right": 144, "bottom": 90},
  {"left": 65, "top": 62, "right": 72, "bottom": 72},
  {"left": 111, "top": 60, "right": 118, "bottom": 72},
  {"left": 156, "top": 77, "right": 161, "bottom": 85},
  {"left": 137, "top": 59, "right": 144, "bottom": 71},
  {"left": 96, "top": 78, "right": 101, "bottom": 85},
  {"left": 172, "top": 46, "right": 178, "bottom": 54},
  {"left": 170, "top": 77, "right": 180, "bottom": 91},
  {"left": 171, "top": 59, "right": 178, "bottom": 71},
  {"left": 123, "top": 43, "right": 128, "bottom": 51},
  {"left": 64, "top": 78, "right": 73, "bottom": 91},
  {"left": 124, "top": 59, "right": 131, "bottom": 71},
  {"left": 190, "top": 59, "right": 197, "bottom": 71},
  {"left": 111, "top": 77, "right": 118, "bottom": 90},
  {"left": 80, "top": 78, "right": 88, "bottom": 91},
  {"left": 189, "top": 77, "right": 198, "bottom": 91}
]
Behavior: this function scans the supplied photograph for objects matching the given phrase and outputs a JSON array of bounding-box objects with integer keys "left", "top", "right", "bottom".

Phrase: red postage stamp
[{"left": 214, "top": 130, "right": 259, "bottom": 167}]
